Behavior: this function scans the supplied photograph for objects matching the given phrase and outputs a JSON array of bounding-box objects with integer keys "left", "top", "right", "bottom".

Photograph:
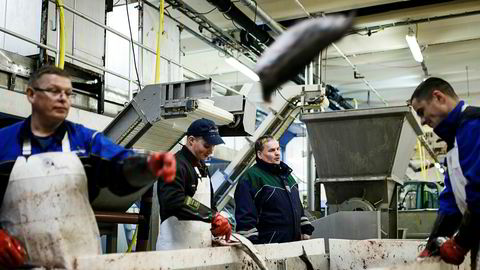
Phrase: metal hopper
[{"left": 301, "top": 106, "right": 422, "bottom": 239}]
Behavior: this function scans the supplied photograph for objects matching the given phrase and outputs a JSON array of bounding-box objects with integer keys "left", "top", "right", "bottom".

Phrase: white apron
[
  {"left": 0, "top": 133, "right": 101, "bottom": 268},
  {"left": 156, "top": 167, "right": 212, "bottom": 250}
]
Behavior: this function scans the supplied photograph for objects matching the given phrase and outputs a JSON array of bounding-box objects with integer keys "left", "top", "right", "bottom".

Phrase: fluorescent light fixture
[
  {"left": 225, "top": 57, "right": 259, "bottom": 81},
  {"left": 405, "top": 30, "right": 423, "bottom": 63}
]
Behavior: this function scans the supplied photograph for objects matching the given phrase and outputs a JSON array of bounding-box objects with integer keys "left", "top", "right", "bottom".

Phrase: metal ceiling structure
[{"left": 178, "top": 0, "right": 480, "bottom": 107}]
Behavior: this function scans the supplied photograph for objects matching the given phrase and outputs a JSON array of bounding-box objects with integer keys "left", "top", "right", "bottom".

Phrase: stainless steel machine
[{"left": 301, "top": 106, "right": 423, "bottom": 240}]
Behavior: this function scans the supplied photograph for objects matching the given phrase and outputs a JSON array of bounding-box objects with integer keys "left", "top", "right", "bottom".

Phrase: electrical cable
[
  {"left": 252, "top": 0, "right": 258, "bottom": 24},
  {"left": 193, "top": 7, "right": 217, "bottom": 15},
  {"left": 222, "top": 13, "right": 244, "bottom": 32},
  {"left": 125, "top": 0, "right": 142, "bottom": 90},
  {"left": 277, "top": 89, "right": 297, "bottom": 107}
]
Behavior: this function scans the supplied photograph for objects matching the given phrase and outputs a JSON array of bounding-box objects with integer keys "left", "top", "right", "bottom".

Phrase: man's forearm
[
  {"left": 429, "top": 212, "right": 462, "bottom": 240},
  {"left": 122, "top": 154, "right": 154, "bottom": 188},
  {"left": 454, "top": 210, "right": 480, "bottom": 249}
]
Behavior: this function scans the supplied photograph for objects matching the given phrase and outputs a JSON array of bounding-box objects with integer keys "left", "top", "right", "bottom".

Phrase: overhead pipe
[
  {"left": 235, "top": 1, "right": 346, "bottom": 109},
  {"left": 326, "top": 84, "right": 354, "bottom": 109},
  {"left": 289, "top": 0, "right": 388, "bottom": 106},
  {"left": 206, "top": 0, "right": 350, "bottom": 109},
  {"left": 206, "top": 0, "right": 274, "bottom": 46},
  {"left": 237, "top": 0, "right": 285, "bottom": 36},
  {"left": 206, "top": 0, "right": 308, "bottom": 86}
]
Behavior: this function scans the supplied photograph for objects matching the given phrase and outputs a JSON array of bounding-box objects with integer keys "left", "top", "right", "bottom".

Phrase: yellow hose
[
  {"left": 422, "top": 145, "right": 427, "bottom": 180},
  {"left": 154, "top": 0, "right": 166, "bottom": 83},
  {"left": 126, "top": 225, "right": 138, "bottom": 253},
  {"left": 435, "top": 164, "right": 441, "bottom": 181},
  {"left": 55, "top": 0, "right": 66, "bottom": 69},
  {"left": 126, "top": 2, "right": 166, "bottom": 248},
  {"left": 417, "top": 140, "right": 426, "bottom": 180}
]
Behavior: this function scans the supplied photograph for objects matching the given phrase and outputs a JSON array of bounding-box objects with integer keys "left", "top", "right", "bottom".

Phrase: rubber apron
[
  {"left": 0, "top": 132, "right": 101, "bottom": 268},
  {"left": 156, "top": 167, "right": 212, "bottom": 250}
]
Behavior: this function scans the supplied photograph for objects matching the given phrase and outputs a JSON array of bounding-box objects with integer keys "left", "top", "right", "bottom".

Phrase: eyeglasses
[{"left": 32, "top": 87, "right": 76, "bottom": 99}]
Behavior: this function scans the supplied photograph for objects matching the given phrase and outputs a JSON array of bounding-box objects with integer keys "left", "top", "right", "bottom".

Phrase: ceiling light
[
  {"left": 405, "top": 29, "right": 423, "bottom": 63},
  {"left": 225, "top": 57, "right": 259, "bottom": 82}
]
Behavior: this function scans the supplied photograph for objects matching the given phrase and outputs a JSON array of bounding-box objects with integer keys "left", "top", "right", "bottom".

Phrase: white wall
[
  {"left": 105, "top": 3, "right": 183, "bottom": 105},
  {"left": 0, "top": 0, "right": 5, "bottom": 51},
  {"left": 105, "top": 4, "right": 138, "bottom": 103},
  {"left": 0, "top": 0, "right": 41, "bottom": 56},
  {"left": 142, "top": 4, "right": 183, "bottom": 85},
  {"left": 221, "top": 136, "right": 249, "bottom": 152}
]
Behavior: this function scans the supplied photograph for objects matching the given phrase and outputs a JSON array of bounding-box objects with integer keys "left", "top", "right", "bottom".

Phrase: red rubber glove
[
  {"left": 418, "top": 239, "right": 437, "bottom": 258},
  {"left": 211, "top": 213, "right": 232, "bottom": 241},
  {"left": 439, "top": 238, "right": 468, "bottom": 265},
  {"left": 0, "top": 229, "right": 27, "bottom": 268},
  {"left": 418, "top": 248, "right": 432, "bottom": 258},
  {"left": 148, "top": 152, "right": 176, "bottom": 183}
]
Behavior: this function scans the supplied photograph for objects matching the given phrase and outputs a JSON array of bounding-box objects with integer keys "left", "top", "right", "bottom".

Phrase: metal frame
[
  {"left": 161, "top": 0, "right": 258, "bottom": 61},
  {"left": 0, "top": 1, "right": 240, "bottom": 105}
]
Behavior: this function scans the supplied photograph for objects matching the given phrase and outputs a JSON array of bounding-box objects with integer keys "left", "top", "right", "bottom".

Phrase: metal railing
[
  {"left": 0, "top": 1, "right": 240, "bottom": 106},
  {"left": 49, "top": 0, "right": 240, "bottom": 94}
]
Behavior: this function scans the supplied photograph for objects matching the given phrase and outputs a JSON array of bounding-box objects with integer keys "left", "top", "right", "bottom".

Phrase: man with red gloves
[
  {"left": 156, "top": 118, "right": 232, "bottom": 250},
  {"left": 410, "top": 78, "right": 480, "bottom": 268},
  {"left": 0, "top": 66, "right": 176, "bottom": 268}
]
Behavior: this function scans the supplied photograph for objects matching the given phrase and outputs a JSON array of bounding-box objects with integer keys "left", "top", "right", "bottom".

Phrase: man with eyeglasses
[
  {"left": 156, "top": 118, "right": 232, "bottom": 250},
  {"left": 0, "top": 66, "right": 176, "bottom": 268}
]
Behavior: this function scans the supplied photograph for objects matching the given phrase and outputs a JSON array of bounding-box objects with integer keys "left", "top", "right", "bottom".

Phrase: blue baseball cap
[{"left": 186, "top": 118, "right": 224, "bottom": 145}]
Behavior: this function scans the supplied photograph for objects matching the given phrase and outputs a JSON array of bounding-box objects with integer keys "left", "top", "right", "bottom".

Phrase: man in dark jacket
[
  {"left": 412, "top": 77, "right": 480, "bottom": 268},
  {"left": 156, "top": 118, "right": 231, "bottom": 250},
  {"left": 234, "top": 135, "right": 314, "bottom": 244}
]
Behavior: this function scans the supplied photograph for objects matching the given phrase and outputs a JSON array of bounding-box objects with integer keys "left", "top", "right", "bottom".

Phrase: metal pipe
[
  {"left": 206, "top": 0, "right": 274, "bottom": 46},
  {"left": 325, "top": 21, "right": 387, "bottom": 105},
  {"left": 421, "top": 61, "right": 429, "bottom": 77},
  {"left": 306, "top": 138, "right": 315, "bottom": 212},
  {"left": 0, "top": 26, "right": 134, "bottom": 83},
  {"left": 160, "top": 0, "right": 246, "bottom": 52},
  {"left": 47, "top": 0, "right": 193, "bottom": 76},
  {"left": 237, "top": 0, "right": 284, "bottom": 36},
  {"left": 164, "top": 13, "right": 235, "bottom": 60},
  {"left": 329, "top": 41, "right": 388, "bottom": 105},
  {"left": 138, "top": 0, "right": 144, "bottom": 100},
  {"left": 94, "top": 211, "right": 144, "bottom": 224},
  {"left": 352, "top": 10, "right": 480, "bottom": 35},
  {"left": 2, "top": 5, "right": 239, "bottom": 96},
  {"left": 291, "top": 0, "right": 388, "bottom": 105}
]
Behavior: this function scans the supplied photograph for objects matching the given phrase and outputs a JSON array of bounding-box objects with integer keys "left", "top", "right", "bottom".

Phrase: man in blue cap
[{"left": 156, "top": 118, "right": 232, "bottom": 250}]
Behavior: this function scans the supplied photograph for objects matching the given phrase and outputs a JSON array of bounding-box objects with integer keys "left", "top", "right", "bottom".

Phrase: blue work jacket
[
  {"left": 435, "top": 101, "right": 480, "bottom": 216},
  {"left": 0, "top": 117, "right": 137, "bottom": 204}
]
